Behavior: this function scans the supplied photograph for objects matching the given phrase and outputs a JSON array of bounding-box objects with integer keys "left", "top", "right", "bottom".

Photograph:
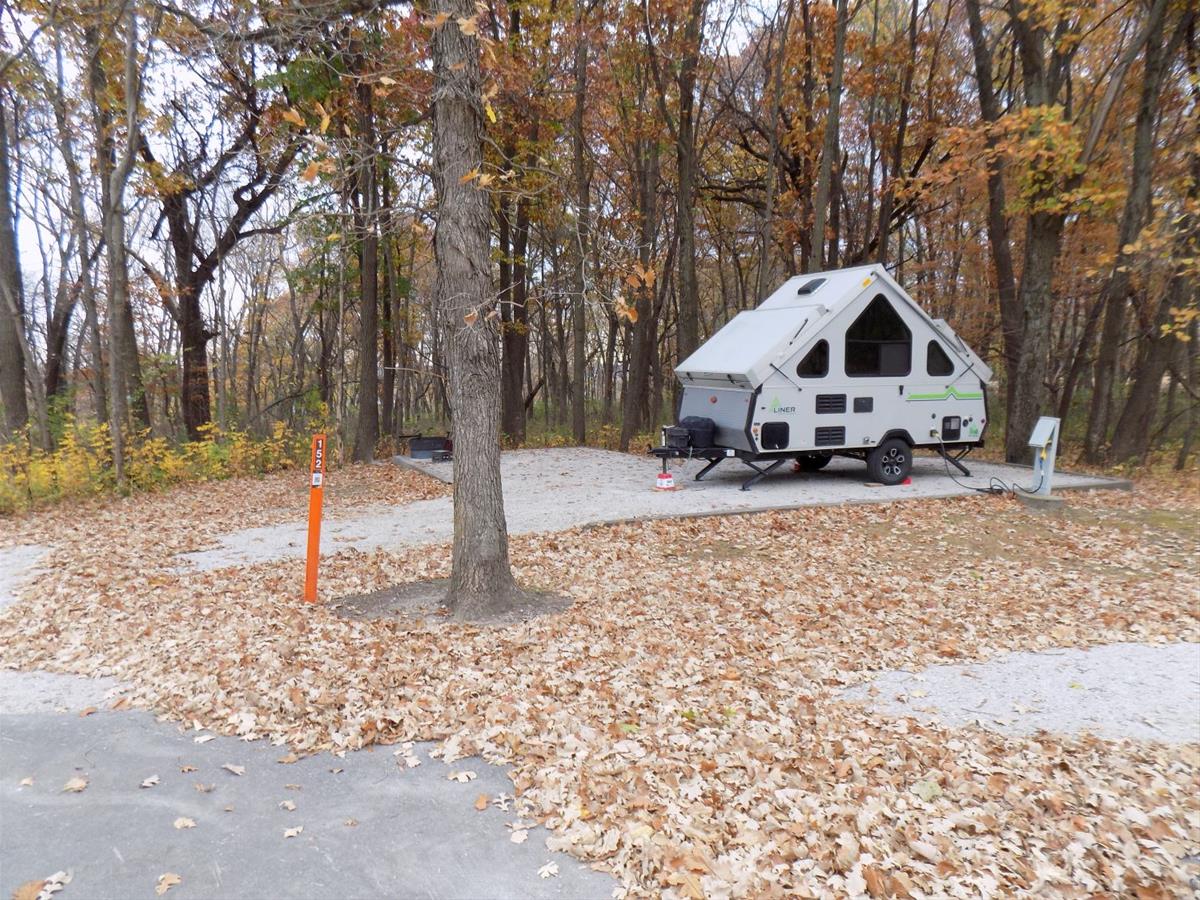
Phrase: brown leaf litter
[{"left": 1, "top": 469, "right": 1197, "bottom": 896}]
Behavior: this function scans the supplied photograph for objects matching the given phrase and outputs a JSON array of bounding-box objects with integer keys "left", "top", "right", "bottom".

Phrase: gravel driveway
[{"left": 180, "top": 447, "right": 1122, "bottom": 570}]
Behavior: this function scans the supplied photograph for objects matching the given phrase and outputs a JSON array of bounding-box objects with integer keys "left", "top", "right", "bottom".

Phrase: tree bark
[
  {"left": 1083, "top": 0, "right": 1171, "bottom": 461},
  {"left": 353, "top": 74, "right": 380, "bottom": 462},
  {"left": 965, "top": 0, "right": 1021, "bottom": 420},
  {"left": 431, "top": 0, "right": 517, "bottom": 615},
  {"left": 0, "top": 97, "right": 29, "bottom": 439},
  {"left": 808, "top": 0, "right": 847, "bottom": 272},
  {"left": 619, "top": 139, "right": 659, "bottom": 451},
  {"left": 570, "top": 2, "right": 591, "bottom": 444}
]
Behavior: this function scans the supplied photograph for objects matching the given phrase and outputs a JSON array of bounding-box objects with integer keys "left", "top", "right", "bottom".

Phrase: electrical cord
[{"left": 934, "top": 434, "right": 1045, "bottom": 496}]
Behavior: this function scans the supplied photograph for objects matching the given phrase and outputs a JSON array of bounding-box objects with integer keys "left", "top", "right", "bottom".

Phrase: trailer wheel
[
  {"left": 795, "top": 452, "right": 833, "bottom": 472},
  {"left": 867, "top": 438, "right": 911, "bottom": 485}
]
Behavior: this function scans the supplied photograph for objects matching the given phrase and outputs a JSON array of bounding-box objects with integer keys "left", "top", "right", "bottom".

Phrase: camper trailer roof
[{"left": 675, "top": 264, "right": 992, "bottom": 387}]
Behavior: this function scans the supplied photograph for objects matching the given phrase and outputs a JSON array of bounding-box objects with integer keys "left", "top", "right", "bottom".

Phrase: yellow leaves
[
  {"left": 281, "top": 107, "right": 305, "bottom": 128},
  {"left": 484, "top": 102, "right": 497, "bottom": 124},
  {"left": 155, "top": 873, "right": 182, "bottom": 896}
]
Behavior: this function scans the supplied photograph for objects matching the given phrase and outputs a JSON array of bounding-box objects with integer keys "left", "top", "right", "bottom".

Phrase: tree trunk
[
  {"left": 0, "top": 98, "right": 29, "bottom": 439},
  {"left": 875, "top": 0, "right": 918, "bottom": 267},
  {"left": 965, "top": 0, "right": 1021, "bottom": 435},
  {"left": 432, "top": 0, "right": 517, "bottom": 615},
  {"left": 178, "top": 274, "right": 213, "bottom": 440},
  {"left": 807, "top": 0, "right": 847, "bottom": 272},
  {"left": 353, "top": 76, "right": 380, "bottom": 462},
  {"left": 1006, "top": 211, "right": 1064, "bottom": 460},
  {"left": 1083, "top": 0, "right": 1171, "bottom": 461},
  {"left": 570, "top": 3, "right": 591, "bottom": 444},
  {"left": 1110, "top": 65, "right": 1198, "bottom": 462},
  {"left": 619, "top": 140, "right": 659, "bottom": 451},
  {"left": 675, "top": 0, "right": 705, "bottom": 364}
]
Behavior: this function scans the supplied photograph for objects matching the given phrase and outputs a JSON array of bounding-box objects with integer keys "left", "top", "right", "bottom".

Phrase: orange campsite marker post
[{"left": 303, "top": 434, "right": 326, "bottom": 603}]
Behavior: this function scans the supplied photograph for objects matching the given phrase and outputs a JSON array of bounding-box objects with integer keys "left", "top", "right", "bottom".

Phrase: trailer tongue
[{"left": 651, "top": 264, "right": 992, "bottom": 490}]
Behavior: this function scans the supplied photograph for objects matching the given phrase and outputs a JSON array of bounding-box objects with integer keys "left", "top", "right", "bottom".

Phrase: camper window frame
[
  {"left": 926, "top": 340, "right": 955, "bottom": 376},
  {"left": 796, "top": 339, "right": 829, "bottom": 378},
  {"left": 843, "top": 293, "right": 912, "bottom": 378}
]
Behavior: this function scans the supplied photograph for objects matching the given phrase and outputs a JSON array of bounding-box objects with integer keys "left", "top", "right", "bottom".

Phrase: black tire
[
  {"left": 867, "top": 438, "right": 912, "bottom": 485},
  {"left": 796, "top": 452, "right": 833, "bottom": 472}
]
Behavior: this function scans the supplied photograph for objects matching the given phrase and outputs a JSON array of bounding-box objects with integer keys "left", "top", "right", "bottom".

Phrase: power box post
[
  {"left": 1027, "top": 417, "right": 1060, "bottom": 496},
  {"left": 303, "top": 434, "right": 326, "bottom": 603}
]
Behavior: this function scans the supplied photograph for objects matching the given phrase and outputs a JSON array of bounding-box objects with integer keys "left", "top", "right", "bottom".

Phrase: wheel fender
[{"left": 879, "top": 429, "right": 914, "bottom": 448}]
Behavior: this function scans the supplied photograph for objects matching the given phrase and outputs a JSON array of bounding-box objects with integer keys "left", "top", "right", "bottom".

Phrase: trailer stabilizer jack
[{"left": 740, "top": 458, "right": 786, "bottom": 491}]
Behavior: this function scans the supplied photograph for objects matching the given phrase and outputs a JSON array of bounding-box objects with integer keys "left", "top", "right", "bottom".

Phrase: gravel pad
[{"left": 844, "top": 642, "right": 1200, "bottom": 744}]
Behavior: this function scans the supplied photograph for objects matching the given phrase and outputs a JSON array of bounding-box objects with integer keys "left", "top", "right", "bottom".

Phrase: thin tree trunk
[
  {"left": 0, "top": 97, "right": 29, "bottom": 439},
  {"left": 965, "top": 0, "right": 1020, "bottom": 430},
  {"left": 571, "top": 2, "right": 591, "bottom": 444},
  {"left": 808, "top": 0, "right": 848, "bottom": 272},
  {"left": 353, "top": 74, "right": 380, "bottom": 461},
  {"left": 1083, "top": 0, "right": 1172, "bottom": 461}
]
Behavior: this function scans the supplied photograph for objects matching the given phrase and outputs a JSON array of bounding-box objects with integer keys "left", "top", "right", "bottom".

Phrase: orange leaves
[
  {"left": 280, "top": 107, "right": 305, "bottom": 128},
  {"left": 614, "top": 298, "right": 638, "bottom": 324}
]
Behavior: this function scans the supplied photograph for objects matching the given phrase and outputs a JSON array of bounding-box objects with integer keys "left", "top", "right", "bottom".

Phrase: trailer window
[
  {"left": 845, "top": 294, "right": 911, "bottom": 377},
  {"left": 796, "top": 340, "right": 829, "bottom": 378},
  {"left": 927, "top": 340, "right": 954, "bottom": 376}
]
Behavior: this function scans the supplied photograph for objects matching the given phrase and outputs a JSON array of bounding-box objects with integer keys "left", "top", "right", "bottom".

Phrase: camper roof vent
[{"left": 796, "top": 278, "right": 826, "bottom": 295}]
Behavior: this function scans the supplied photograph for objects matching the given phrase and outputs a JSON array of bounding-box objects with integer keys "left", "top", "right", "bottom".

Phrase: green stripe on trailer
[{"left": 908, "top": 386, "right": 984, "bottom": 401}]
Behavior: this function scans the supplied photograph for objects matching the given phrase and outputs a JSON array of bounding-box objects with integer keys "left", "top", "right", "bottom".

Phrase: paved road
[
  {"left": 181, "top": 448, "right": 1122, "bottom": 571},
  {"left": 0, "top": 705, "right": 614, "bottom": 899}
]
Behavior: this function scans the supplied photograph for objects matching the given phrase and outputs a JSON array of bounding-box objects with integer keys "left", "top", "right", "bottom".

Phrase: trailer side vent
[
  {"left": 854, "top": 397, "right": 874, "bottom": 413},
  {"left": 815, "top": 394, "right": 847, "bottom": 414},
  {"left": 796, "top": 278, "right": 826, "bottom": 295},
  {"left": 814, "top": 426, "right": 845, "bottom": 447},
  {"left": 761, "top": 422, "right": 789, "bottom": 450}
]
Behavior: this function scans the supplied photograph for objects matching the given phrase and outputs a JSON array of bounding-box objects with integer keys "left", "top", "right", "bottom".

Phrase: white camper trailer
[{"left": 656, "top": 264, "right": 993, "bottom": 489}]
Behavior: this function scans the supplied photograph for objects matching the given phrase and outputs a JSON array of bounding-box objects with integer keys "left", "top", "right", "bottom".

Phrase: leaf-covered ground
[{"left": 1, "top": 466, "right": 1197, "bottom": 897}]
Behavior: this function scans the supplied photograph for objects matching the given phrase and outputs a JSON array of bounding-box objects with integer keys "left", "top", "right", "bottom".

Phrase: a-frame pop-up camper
[{"left": 655, "top": 264, "right": 993, "bottom": 489}]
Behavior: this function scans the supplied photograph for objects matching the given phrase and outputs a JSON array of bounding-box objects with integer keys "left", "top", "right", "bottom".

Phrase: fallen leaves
[
  {"left": 155, "top": 872, "right": 181, "bottom": 895},
  {"left": 279, "top": 799, "right": 296, "bottom": 811},
  {"left": 277, "top": 752, "right": 299, "bottom": 765},
  {"left": 283, "top": 826, "right": 303, "bottom": 838},
  {"left": 173, "top": 817, "right": 196, "bottom": 829},
  {"left": 221, "top": 764, "right": 245, "bottom": 777},
  {"left": 12, "top": 871, "right": 71, "bottom": 900},
  {"left": 61, "top": 776, "right": 87, "bottom": 793},
  {"left": 537, "top": 861, "right": 559, "bottom": 879},
  {"left": 510, "top": 830, "right": 528, "bottom": 844},
  {"left": 447, "top": 770, "right": 476, "bottom": 783},
  {"left": 193, "top": 735, "right": 215, "bottom": 745},
  {"left": 474, "top": 794, "right": 488, "bottom": 811},
  {"left": 0, "top": 469, "right": 1195, "bottom": 897},
  {"left": 141, "top": 775, "right": 160, "bottom": 789}
]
